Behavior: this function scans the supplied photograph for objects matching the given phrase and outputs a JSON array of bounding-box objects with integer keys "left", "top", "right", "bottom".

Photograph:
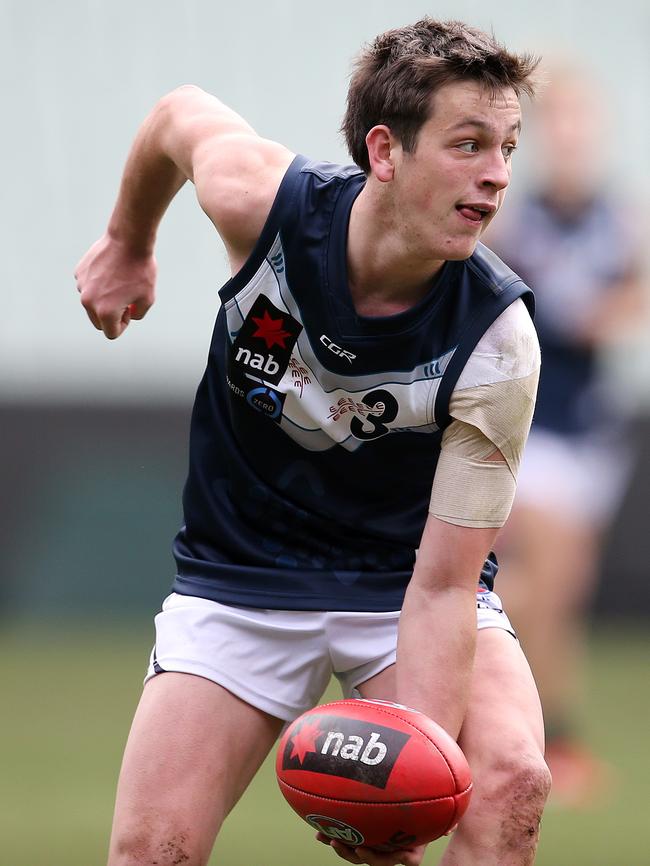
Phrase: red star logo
[
  {"left": 290, "top": 720, "right": 322, "bottom": 764},
  {"left": 251, "top": 310, "right": 292, "bottom": 350}
]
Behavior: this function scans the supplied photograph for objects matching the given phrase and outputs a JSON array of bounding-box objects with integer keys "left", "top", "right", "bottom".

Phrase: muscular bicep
[{"left": 160, "top": 86, "right": 295, "bottom": 260}]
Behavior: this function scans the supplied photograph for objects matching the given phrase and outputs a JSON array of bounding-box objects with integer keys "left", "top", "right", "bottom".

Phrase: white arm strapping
[{"left": 429, "top": 300, "right": 540, "bottom": 528}]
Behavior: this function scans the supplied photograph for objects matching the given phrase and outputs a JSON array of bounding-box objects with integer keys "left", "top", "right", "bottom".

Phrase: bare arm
[
  {"left": 326, "top": 517, "right": 501, "bottom": 866},
  {"left": 74, "top": 85, "right": 294, "bottom": 338},
  {"left": 397, "top": 512, "right": 500, "bottom": 739},
  {"left": 397, "top": 302, "right": 539, "bottom": 738}
]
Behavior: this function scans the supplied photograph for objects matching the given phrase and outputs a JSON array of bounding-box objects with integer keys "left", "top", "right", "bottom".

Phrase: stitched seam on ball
[
  {"left": 279, "top": 779, "right": 455, "bottom": 805},
  {"left": 317, "top": 700, "right": 465, "bottom": 789},
  {"left": 450, "top": 782, "right": 473, "bottom": 830}
]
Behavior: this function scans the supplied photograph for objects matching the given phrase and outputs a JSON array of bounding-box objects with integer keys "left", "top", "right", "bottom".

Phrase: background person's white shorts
[
  {"left": 515, "top": 427, "right": 632, "bottom": 525},
  {"left": 145, "top": 589, "right": 515, "bottom": 722}
]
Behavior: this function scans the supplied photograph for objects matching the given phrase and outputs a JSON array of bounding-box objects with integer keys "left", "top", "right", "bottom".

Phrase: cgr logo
[
  {"left": 320, "top": 334, "right": 356, "bottom": 363},
  {"left": 281, "top": 714, "right": 410, "bottom": 788}
]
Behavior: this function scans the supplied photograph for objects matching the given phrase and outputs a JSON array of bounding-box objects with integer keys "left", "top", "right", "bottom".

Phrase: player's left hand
[{"left": 316, "top": 832, "right": 427, "bottom": 866}]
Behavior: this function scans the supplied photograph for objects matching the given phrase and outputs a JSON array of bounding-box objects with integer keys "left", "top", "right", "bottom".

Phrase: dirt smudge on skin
[{"left": 159, "top": 832, "right": 190, "bottom": 865}]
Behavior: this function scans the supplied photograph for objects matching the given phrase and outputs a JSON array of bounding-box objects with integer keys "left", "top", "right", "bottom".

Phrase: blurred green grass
[{"left": 1, "top": 622, "right": 648, "bottom": 866}]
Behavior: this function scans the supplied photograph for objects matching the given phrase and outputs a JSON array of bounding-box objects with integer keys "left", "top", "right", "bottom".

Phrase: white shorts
[
  {"left": 145, "top": 590, "right": 515, "bottom": 722},
  {"left": 515, "top": 428, "right": 631, "bottom": 525}
]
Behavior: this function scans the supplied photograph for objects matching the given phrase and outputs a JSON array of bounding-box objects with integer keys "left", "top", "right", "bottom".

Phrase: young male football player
[{"left": 75, "top": 18, "right": 550, "bottom": 866}]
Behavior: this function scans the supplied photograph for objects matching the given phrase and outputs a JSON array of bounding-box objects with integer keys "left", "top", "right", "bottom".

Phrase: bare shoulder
[
  {"left": 484, "top": 298, "right": 540, "bottom": 367},
  {"left": 163, "top": 85, "right": 295, "bottom": 264},
  {"left": 456, "top": 298, "right": 540, "bottom": 391}
]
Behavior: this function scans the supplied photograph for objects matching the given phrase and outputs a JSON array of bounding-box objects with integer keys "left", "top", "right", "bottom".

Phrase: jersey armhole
[
  {"left": 434, "top": 283, "right": 535, "bottom": 430},
  {"left": 217, "top": 153, "right": 309, "bottom": 303}
]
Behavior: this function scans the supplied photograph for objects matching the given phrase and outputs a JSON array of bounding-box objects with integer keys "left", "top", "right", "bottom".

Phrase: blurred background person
[{"left": 486, "top": 66, "right": 646, "bottom": 808}]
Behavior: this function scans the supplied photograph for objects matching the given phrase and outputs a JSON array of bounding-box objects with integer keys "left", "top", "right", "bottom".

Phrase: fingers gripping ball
[{"left": 275, "top": 699, "right": 472, "bottom": 851}]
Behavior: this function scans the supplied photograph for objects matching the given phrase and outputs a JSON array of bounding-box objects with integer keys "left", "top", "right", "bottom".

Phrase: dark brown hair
[{"left": 342, "top": 18, "right": 539, "bottom": 173}]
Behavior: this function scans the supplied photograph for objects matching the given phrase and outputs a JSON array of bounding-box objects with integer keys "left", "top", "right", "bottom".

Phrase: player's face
[{"left": 394, "top": 80, "right": 521, "bottom": 261}]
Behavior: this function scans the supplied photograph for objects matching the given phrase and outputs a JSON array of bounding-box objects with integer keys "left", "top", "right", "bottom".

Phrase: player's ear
[{"left": 365, "top": 125, "right": 395, "bottom": 182}]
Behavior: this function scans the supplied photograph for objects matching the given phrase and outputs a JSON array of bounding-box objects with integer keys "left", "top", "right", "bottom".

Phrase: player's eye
[
  {"left": 502, "top": 144, "right": 518, "bottom": 160},
  {"left": 456, "top": 141, "right": 479, "bottom": 153}
]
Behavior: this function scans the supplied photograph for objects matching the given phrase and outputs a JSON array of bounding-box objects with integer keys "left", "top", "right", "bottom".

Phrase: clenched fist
[{"left": 75, "top": 233, "right": 157, "bottom": 339}]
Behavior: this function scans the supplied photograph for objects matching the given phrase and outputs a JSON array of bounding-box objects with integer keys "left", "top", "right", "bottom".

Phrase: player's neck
[{"left": 347, "top": 185, "right": 445, "bottom": 317}]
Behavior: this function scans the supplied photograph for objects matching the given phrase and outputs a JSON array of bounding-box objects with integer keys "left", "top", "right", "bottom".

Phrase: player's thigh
[
  {"left": 459, "top": 627, "right": 545, "bottom": 780},
  {"left": 110, "top": 672, "right": 284, "bottom": 862},
  {"left": 354, "top": 661, "right": 396, "bottom": 701},
  {"left": 448, "top": 629, "right": 550, "bottom": 850},
  {"left": 357, "top": 627, "right": 549, "bottom": 845}
]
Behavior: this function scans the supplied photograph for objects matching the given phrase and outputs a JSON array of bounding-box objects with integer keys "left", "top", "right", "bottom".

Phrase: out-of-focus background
[{"left": 1, "top": 1, "right": 648, "bottom": 864}]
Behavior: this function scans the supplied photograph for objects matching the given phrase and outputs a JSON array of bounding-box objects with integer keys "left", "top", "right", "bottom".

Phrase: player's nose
[{"left": 480, "top": 150, "right": 511, "bottom": 191}]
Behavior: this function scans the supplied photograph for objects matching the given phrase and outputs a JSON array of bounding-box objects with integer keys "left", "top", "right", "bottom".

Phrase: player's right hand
[
  {"left": 317, "top": 833, "right": 427, "bottom": 866},
  {"left": 74, "top": 233, "right": 157, "bottom": 339}
]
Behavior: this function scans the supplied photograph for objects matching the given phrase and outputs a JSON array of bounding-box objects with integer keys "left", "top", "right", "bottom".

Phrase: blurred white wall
[{"left": 1, "top": 0, "right": 648, "bottom": 403}]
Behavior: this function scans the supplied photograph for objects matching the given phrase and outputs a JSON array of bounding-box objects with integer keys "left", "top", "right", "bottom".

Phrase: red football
[{"left": 275, "top": 698, "right": 472, "bottom": 851}]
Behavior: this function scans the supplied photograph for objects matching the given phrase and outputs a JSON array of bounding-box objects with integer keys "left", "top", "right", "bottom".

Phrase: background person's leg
[
  {"left": 496, "top": 429, "right": 629, "bottom": 807},
  {"left": 499, "top": 503, "right": 599, "bottom": 739}
]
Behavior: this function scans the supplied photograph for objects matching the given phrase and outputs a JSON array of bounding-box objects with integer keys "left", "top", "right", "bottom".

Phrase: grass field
[{"left": 2, "top": 621, "right": 648, "bottom": 866}]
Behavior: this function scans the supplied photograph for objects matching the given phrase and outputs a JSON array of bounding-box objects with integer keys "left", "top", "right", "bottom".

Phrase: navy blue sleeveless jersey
[{"left": 171, "top": 156, "right": 534, "bottom": 611}]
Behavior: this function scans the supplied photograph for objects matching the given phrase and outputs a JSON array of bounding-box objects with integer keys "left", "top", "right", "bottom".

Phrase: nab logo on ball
[{"left": 281, "top": 714, "right": 410, "bottom": 789}]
